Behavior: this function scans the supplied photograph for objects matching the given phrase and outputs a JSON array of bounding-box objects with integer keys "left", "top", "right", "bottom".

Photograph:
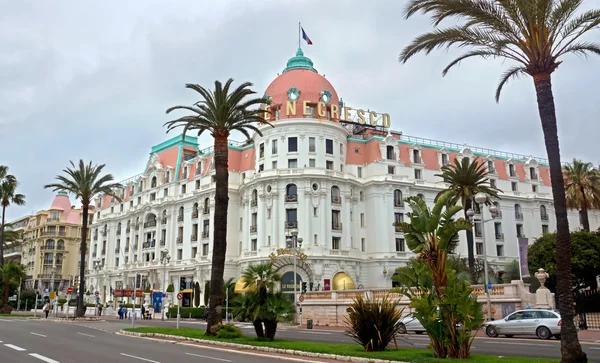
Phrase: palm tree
[
  {"left": 435, "top": 158, "right": 500, "bottom": 278},
  {"left": 398, "top": 2, "right": 600, "bottom": 361},
  {"left": 0, "top": 261, "right": 26, "bottom": 314},
  {"left": 44, "top": 160, "right": 122, "bottom": 317},
  {"left": 164, "top": 79, "right": 271, "bottom": 335},
  {"left": 564, "top": 159, "right": 600, "bottom": 231},
  {"left": 0, "top": 167, "right": 26, "bottom": 265}
]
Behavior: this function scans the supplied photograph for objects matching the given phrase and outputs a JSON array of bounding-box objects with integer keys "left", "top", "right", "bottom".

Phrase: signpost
[
  {"left": 67, "top": 287, "right": 73, "bottom": 294},
  {"left": 299, "top": 295, "right": 304, "bottom": 326},
  {"left": 176, "top": 293, "right": 183, "bottom": 329}
]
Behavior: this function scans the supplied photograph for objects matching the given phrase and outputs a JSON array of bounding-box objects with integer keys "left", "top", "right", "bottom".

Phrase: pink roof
[{"left": 48, "top": 192, "right": 82, "bottom": 225}]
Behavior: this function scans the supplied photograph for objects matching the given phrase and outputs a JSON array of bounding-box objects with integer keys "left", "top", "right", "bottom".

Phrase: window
[
  {"left": 177, "top": 249, "right": 183, "bottom": 260},
  {"left": 332, "top": 210, "right": 341, "bottom": 230},
  {"left": 441, "top": 153, "right": 449, "bottom": 166},
  {"left": 488, "top": 160, "right": 495, "bottom": 173},
  {"left": 331, "top": 186, "right": 341, "bottom": 204},
  {"left": 239, "top": 217, "right": 243, "bottom": 231},
  {"left": 340, "top": 164, "right": 344, "bottom": 172},
  {"left": 414, "top": 169, "right": 422, "bottom": 179},
  {"left": 532, "top": 185, "right": 537, "bottom": 192},
  {"left": 490, "top": 179, "right": 496, "bottom": 188},
  {"left": 395, "top": 238, "right": 405, "bottom": 252},
  {"left": 309, "top": 159, "right": 316, "bottom": 167},
  {"left": 361, "top": 238, "right": 365, "bottom": 252},
  {"left": 288, "top": 159, "right": 298, "bottom": 168},
  {"left": 183, "top": 167, "right": 188, "bottom": 179},
  {"left": 314, "top": 234, "right": 318, "bottom": 245},
  {"left": 496, "top": 244, "right": 504, "bottom": 257},
  {"left": 530, "top": 167, "right": 538, "bottom": 180},
  {"left": 251, "top": 239, "right": 257, "bottom": 251},
  {"left": 394, "top": 213, "right": 404, "bottom": 224},
  {"left": 417, "top": 193, "right": 425, "bottom": 201},
  {"left": 340, "top": 143, "right": 344, "bottom": 155},
  {"left": 476, "top": 242, "right": 484, "bottom": 255},
  {"left": 516, "top": 224, "right": 524, "bottom": 237},
  {"left": 309, "top": 137, "right": 316, "bottom": 152},
  {"left": 494, "top": 222, "right": 503, "bottom": 239},
  {"left": 181, "top": 184, "right": 187, "bottom": 194},
  {"left": 514, "top": 204, "right": 522, "bottom": 219},
  {"left": 540, "top": 205, "right": 548, "bottom": 220},
  {"left": 272, "top": 161, "right": 278, "bottom": 169},
  {"left": 166, "top": 171, "right": 170, "bottom": 183},
  {"left": 259, "top": 143, "right": 265, "bottom": 158},
  {"left": 288, "top": 137, "right": 298, "bottom": 152},
  {"left": 386, "top": 146, "right": 395, "bottom": 160},
  {"left": 313, "top": 207, "right": 318, "bottom": 217},
  {"left": 203, "top": 243, "right": 209, "bottom": 256},
  {"left": 331, "top": 237, "right": 341, "bottom": 250},
  {"left": 509, "top": 164, "right": 516, "bottom": 177},
  {"left": 511, "top": 182, "right": 518, "bottom": 191},
  {"left": 360, "top": 213, "right": 365, "bottom": 227},
  {"left": 413, "top": 149, "right": 421, "bottom": 164},
  {"left": 357, "top": 167, "right": 362, "bottom": 178},
  {"left": 258, "top": 164, "right": 264, "bottom": 172},
  {"left": 325, "top": 139, "right": 333, "bottom": 154},
  {"left": 286, "top": 184, "right": 297, "bottom": 201},
  {"left": 326, "top": 161, "right": 333, "bottom": 170},
  {"left": 359, "top": 191, "right": 364, "bottom": 201},
  {"left": 542, "top": 225, "right": 549, "bottom": 234},
  {"left": 272, "top": 139, "right": 278, "bottom": 154},
  {"left": 388, "top": 166, "right": 395, "bottom": 175},
  {"left": 286, "top": 208, "right": 297, "bottom": 223}
]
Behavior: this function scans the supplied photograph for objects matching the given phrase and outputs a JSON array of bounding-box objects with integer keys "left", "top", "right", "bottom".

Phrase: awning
[
  {"left": 332, "top": 272, "right": 356, "bottom": 291},
  {"left": 180, "top": 289, "right": 193, "bottom": 293},
  {"left": 234, "top": 277, "right": 256, "bottom": 294}
]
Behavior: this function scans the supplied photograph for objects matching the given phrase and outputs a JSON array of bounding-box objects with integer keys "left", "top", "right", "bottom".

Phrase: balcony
[
  {"left": 250, "top": 225, "right": 257, "bottom": 233},
  {"left": 115, "top": 247, "right": 120, "bottom": 253},
  {"left": 93, "top": 235, "right": 98, "bottom": 241},
  {"left": 38, "top": 274, "right": 62, "bottom": 280},
  {"left": 285, "top": 194, "right": 298, "bottom": 203},
  {"left": 496, "top": 233, "right": 504, "bottom": 241},
  {"left": 125, "top": 246, "right": 129, "bottom": 252},
  {"left": 134, "top": 223, "right": 140, "bottom": 229},
  {"left": 143, "top": 240, "right": 155, "bottom": 249},
  {"left": 133, "top": 244, "right": 138, "bottom": 250},
  {"left": 332, "top": 223, "right": 343, "bottom": 231},
  {"left": 414, "top": 156, "right": 422, "bottom": 164},
  {"left": 285, "top": 221, "right": 298, "bottom": 229},
  {"left": 331, "top": 196, "right": 342, "bottom": 205},
  {"left": 515, "top": 213, "right": 524, "bottom": 221},
  {"left": 191, "top": 234, "right": 198, "bottom": 242},
  {"left": 176, "top": 237, "right": 183, "bottom": 244},
  {"left": 160, "top": 239, "right": 165, "bottom": 246},
  {"left": 531, "top": 173, "right": 539, "bottom": 180},
  {"left": 92, "top": 252, "right": 97, "bottom": 257},
  {"left": 494, "top": 211, "right": 503, "bottom": 219},
  {"left": 386, "top": 152, "right": 397, "bottom": 161},
  {"left": 488, "top": 168, "right": 496, "bottom": 174},
  {"left": 202, "top": 231, "right": 209, "bottom": 239},
  {"left": 43, "top": 231, "right": 57, "bottom": 236},
  {"left": 251, "top": 199, "right": 257, "bottom": 207},
  {"left": 203, "top": 207, "right": 210, "bottom": 215},
  {"left": 46, "top": 217, "right": 60, "bottom": 223},
  {"left": 43, "top": 260, "right": 53, "bottom": 265},
  {"left": 475, "top": 229, "right": 482, "bottom": 237},
  {"left": 517, "top": 233, "right": 526, "bottom": 238},
  {"left": 192, "top": 211, "right": 199, "bottom": 219},
  {"left": 102, "top": 231, "right": 107, "bottom": 237},
  {"left": 177, "top": 215, "right": 184, "bottom": 222},
  {"left": 541, "top": 213, "right": 549, "bottom": 221},
  {"left": 144, "top": 220, "right": 157, "bottom": 228},
  {"left": 101, "top": 249, "right": 106, "bottom": 255},
  {"left": 126, "top": 227, "right": 131, "bottom": 233},
  {"left": 116, "top": 230, "right": 121, "bottom": 235},
  {"left": 394, "top": 200, "right": 404, "bottom": 208},
  {"left": 395, "top": 225, "right": 403, "bottom": 233},
  {"left": 161, "top": 218, "right": 167, "bottom": 224}
]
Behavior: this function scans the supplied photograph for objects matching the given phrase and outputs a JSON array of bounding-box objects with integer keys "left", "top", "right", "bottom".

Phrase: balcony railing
[
  {"left": 394, "top": 200, "right": 404, "bottom": 207},
  {"left": 475, "top": 229, "right": 482, "bottom": 237},
  {"left": 191, "top": 234, "right": 198, "bottom": 242},
  {"left": 38, "top": 274, "right": 62, "bottom": 280},
  {"left": 116, "top": 230, "right": 121, "bottom": 235},
  {"left": 332, "top": 223, "right": 343, "bottom": 231},
  {"left": 176, "top": 237, "right": 183, "bottom": 244},
  {"left": 531, "top": 173, "right": 539, "bottom": 180},
  {"left": 203, "top": 207, "right": 210, "bottom": 215},
  {"left": 101, "top": 249, "right": 106, "bottom": 255},
  {"left": 541, "top": 213, "right": 549, "bottom": 221},
  {"left": 115, "top": 247, "right": 120, "bottom": 253},
  {"left": 143, "top": 240, "right": 156, "bottom": 249},
  {"left": 250, "top": 225, "right": 257, "bottom": 233},
  {"left": 42, "top": 231, "right": 58, "bottom": 236},
  {"left": 496, "top": 233, "right": 504, "bottom": 241},
  {"left": 144, "top": 220, "right": 157, "bottom": 228},
  {"left": 125, "top": 247, "right": 129, "bottom": 252},
  {"left": 102, "top": 231, "right": 107, "bottom": 237},
  {"left": 93, "top": 235, "right": 98, "bottom": 241},
  {"left": 192, "top": 211, "right": 199, "bottom": 219},
  {"left": 134, "top": 223, "right": 140, "bottom": 229},
  {"left": 517, "top": 233, "right": 526, "bottom": 238},
  {"left": 414, "top": 156, "right": 422, "bottom": 164},
  {"left": 43, "top": 260, "right": 53, "bottom": 265},
  {"left": 160, "top": 239, "right": 165, "bottom": 246},
  {"left": 488, "top": 167, "right": 496, "bottom": 174},
  {"left": 251, "top": 199, "right": 257, "bottom": 207},
  {"left": 515, "top": 212, "right": 524, "bottom": 220},
  {"left": 126, "top": 227, "right": 131, "bottom": 233},
  {"left": 177, "top": 215, "right": 184, "bottom": 222},
  {"left": 46, "top": 217, "right": 60, "bottom": 223},
  {"left": 386, "top": 152, "right": 396, "bottom": 160},
  {"left": 285, "top": 194, "right": 298, "bottom": 203},
  {"left": 202, "top": 231, "right": 209, "bottom": 239},
  {"left": 331, "top": 196, "right": 342, "bottom": 205},
  {"left": 285, "top": 221, "right": 298, "bottom": 229}
]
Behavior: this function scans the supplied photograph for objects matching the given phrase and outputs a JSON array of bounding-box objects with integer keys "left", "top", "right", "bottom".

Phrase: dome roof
[{"left": 264, "top": 49, "right": 341, "bottom": 121}]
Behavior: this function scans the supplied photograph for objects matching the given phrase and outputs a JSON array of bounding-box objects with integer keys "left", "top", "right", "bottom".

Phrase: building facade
[
  {"left": 11, "top": 192, "right": 89, "bottom": 294},
  {"left": 88, "top": 49, "right": 600, "bottom": 306}
]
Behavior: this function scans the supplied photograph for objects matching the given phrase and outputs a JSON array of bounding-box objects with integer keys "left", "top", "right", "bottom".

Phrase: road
[
  {"left": 99, "top": 318, "right": 600, "bottom": 361},
  {"left": 0, "top": 317, "right": 335, "bottom": 363}
]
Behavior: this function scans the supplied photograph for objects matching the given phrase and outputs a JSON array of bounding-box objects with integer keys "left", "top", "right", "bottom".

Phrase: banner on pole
[{"left": 518, "top": 237, "right": 530, "bottom": 278}]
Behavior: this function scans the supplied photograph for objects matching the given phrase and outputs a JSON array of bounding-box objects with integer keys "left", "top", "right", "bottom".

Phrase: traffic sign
[
  {"left": 50, "top": 292, "right": 55, "bottom": 300},
  {"left": 67, "top": 287, "right": 73, "bottom": 294},
  {"left": 44, "top": 288, "right": 49, "bottom": 293},
  {"left": 177, "top": 293, "right": 183, "bottom": 301},
  {"left": 94, "top": 291, "right": 99, "bottom": 297},
  {"left": 299, "top": 295, "right": 305, "bottom": 303}
]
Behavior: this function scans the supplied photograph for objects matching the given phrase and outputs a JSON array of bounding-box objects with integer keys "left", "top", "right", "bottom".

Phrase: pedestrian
[
  {"left": 148, "top": 306, "right": 153, "bottom": 320},
  {"left": 141, "top": 305, "right": 146, "bottom": 320},
  {"left": 98, "top": 304, "right": 103, "bottom": 316},
  {"left": 43, "top": 301, "right": 50, "bottom": 319},
  {"left": 118, "top": 305, "right": 123, "bottom": 320}
]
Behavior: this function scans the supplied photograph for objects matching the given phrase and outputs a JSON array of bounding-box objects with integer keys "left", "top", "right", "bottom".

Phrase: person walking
[
  {"left": 141, "top": 305, "right": 146, "bottom": 320},
  {"left": 98, "top": 304, "right": 103, "bottom": 316},
  {"left": 43, "top": 301, "right": 50, "bottom": 319}
]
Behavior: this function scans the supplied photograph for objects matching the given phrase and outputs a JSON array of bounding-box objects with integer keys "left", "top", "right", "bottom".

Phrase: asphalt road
[
  {"left": 98, "top": 318, "right": 600, "bottom": 361},
  {"left": 0, "top": 317, "right": 334, "bottom": 363}
]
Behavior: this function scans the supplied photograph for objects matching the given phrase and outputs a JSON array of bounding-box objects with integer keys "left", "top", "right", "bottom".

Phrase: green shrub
[
  {"left": 167, "top": 306, "right": 206, "bottom": 319},
  {"left": 215, "top": 323, "right": 243, "bottom": 339},
  {"left": 344, "top": 293, "right": 403, "bottom": 352}
]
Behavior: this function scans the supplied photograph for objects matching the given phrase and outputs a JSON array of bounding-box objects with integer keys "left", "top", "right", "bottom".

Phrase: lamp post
[
  {"left": 92, "top": 258, "right": 102, "bottom": 316},
  {"left": 160, "top": 249, "right": 171, "bottom": 321},
  {"left": 50, "top": 266, "right": 57, "bottom": 317},
  {"left": 466, "top": 192, "right": 498, "bottom": 323},
  {"left": 286, "top": 231, "right": 303, "bottom": 325}
]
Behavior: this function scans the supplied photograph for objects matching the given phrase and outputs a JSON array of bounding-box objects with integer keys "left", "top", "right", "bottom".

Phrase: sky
[{"left": 1, "top": 0, "right": 599, "bottom": 221}]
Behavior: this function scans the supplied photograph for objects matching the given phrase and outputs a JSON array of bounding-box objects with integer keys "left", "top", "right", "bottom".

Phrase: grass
[
  {"left": 123, "top": 327, "right": 560, "bottom": 363},
  {"left": 0, "top": 313, "right": 34, "bottom": 317}
]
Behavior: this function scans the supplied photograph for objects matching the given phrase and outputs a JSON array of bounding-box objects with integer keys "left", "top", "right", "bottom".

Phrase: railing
[
  {"left": 192, "top": 211, "right": 199, "bottom": 219},
  {"left": 161, "top": 218, "right": 167, "bottom": 224},
  {"left": 160, "top": 239, "right": 165, "bottom": 246},
  {"left": 202, "top": 231, "right": 209, "bottom": 239},
  {"left": 386, "top": 152, "right": 396, "bottom": 161},
  {"left": 46, "top": 217, "right": 60, "bottom": 223},
  {"left": 488, "top": 168, "right": 496, "bottom": 174},
  {"left": 143, "top": 240, "right": 155, "bottom": 249},
  {"left": 102, "top": 231, "right": 107, "bottom": 237},
  {"left": 251, "top": 199, "right": 257, "bottom": 207},
  {"left": 144, "top": 220, "right": 157, "bottom": 228},
  {"left": 332, "top": 223, "right": 343, "bottom": 231},
  {"left": 177, "top": 215, "right": 184, "bottom": 222},
  {"left": 117, "top": 230, "right": 121, "bottom": 235},
  {"left": 496, "top": 233, "right": 504, "bottom": 241},
  {"left": 285, "top": 194, "right": 298, "bottom": 202},
  {"left": 43, "top": 260, "right": 53, "bottom": 265},
  {"left": 191, "top": 234, "right": 198, "bottom": 242},
  {"left": 515, "top": 213, "right": 524, "bottom": 220},
  {"left": 395, "top": 225, "right": 403, "bottom": 233},
  {"left": 115, "top": 248, "right": 120, "bottom": 252},
  {"left": 541, "top": 213, "right": 549, "bottom": 221},
  {"left": 394, "top": 200, "right": 404, "bottom": 207},
  {"left": 475, "top": 229, "right": 483, "bottom": 237},
  {"left": 134, "top": 223, "right": 140, "bottom": 229},
  {"left": 331, "top": 196, "right": 342, "bottom": 205},
  {"left": 203, "top": 207, "right": 210, "bottom": 215},
  {"left": 531, "top": 173, "right": 539, "bottom": 180},
  {"left": 176, "top": 237, "right": 183, "bottom": 244},
  {"left": 414, "top": 156, "right": 422, "bottom": 164},
  {"left": 126, "top": 227, "right": 131, "bottom": 233},
  {"left": 285, "top": 221, "right": 298, "bottom": 229},
  {"left": 101, "top": 249, "right": 106, "bottom": 255},
  {"left": 250, "top": 225, "right": 257, "bottom": 233},
  {"left": 38, "top": 274, "right": 63, "bottom": 280},
  {"left": 42, "top": 231, "right": 58, "bottom": 236}
]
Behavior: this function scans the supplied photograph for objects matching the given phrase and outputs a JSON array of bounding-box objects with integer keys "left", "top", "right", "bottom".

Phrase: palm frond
[{"left": 495, "top": 65, "right": 528, "bottom": 102}]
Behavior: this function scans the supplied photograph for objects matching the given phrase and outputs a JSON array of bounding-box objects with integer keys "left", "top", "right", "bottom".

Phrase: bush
[
  {"left": 167, "top": 306, "right": 206, "bottom": 319},
  {"left": 215, "top": 323, "right": 243, "bottom": 339},
  {"left": 344, "top": 293, "right": 403, "bottom": 352}
]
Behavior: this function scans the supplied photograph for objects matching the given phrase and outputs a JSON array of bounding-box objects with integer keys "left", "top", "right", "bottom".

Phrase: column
[
  {"left": 273, "top": 192, "right": 279, "bottom": 248},
  {"left": 320, "top": 192, "right": 327, "bottom": 248},
  {"left": 258, "top": 196, "right": 266, "bottom": 247},
  {"left": 342, "top": 193, "right": 351, "bottom": 249}
]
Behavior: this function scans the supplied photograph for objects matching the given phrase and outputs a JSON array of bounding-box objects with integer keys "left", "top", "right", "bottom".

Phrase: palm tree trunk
[
  {"left": 533, "top": 73, "right": 587, "bottom": 363},
  {"left": 206, "top": 135, "right": 229, "bottom": 335},
  {"left": 0, "top": 204, "right": 6, "bottom": 265},
  {"left": 579, "top": 186, "right": 590, "bottom": 232},
  {"left": 77, "top": 203, "right": 89, "bottom": 318},
  {"left": 463, "top": 199, "right": 475, "bottom": 280}
]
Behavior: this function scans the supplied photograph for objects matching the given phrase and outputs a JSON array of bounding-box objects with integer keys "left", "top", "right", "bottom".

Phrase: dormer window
[
  {"left": 413, "top": 149, "right": 422, "bottom": 164},
  {"left": 487, "top": 160, "right": 496, "bottom": 174},
  {"left": 320, "top": 89, "right": 331, "bottom": 104},
  {"left": 166, "top": 171, "right": 170, "bottom": 183},
  {"left": 151, "top": 177, "right": 157, "bottom": 188},
  {"left": 509, "top": 164, "right": 516, "bottom": 177},
  {"left": 259, "top": 143, "right": 265, "bottom": 158},
  {"left": 196, "top": 162, "right": 202, "bottom": 175},
  {"left": 529, "top": 167, "right": 538, "bottom": 180},
  {"left": 287, "top": 86, "right": 300, "bottom": 101},
  {"left": 386, "top": 146, "right": 395, "bottom": 160},
  {"left": 183, "top": 167, "right": 188, "bottom": 179},
  {"left": 441, "top": 153, "right": 449, "bottom": 167}
]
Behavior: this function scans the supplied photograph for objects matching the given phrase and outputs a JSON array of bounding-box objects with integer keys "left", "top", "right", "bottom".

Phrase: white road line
[
  {"left": 31, "top": 332, "right": 48, "bottom": 338},
  {"left": 185, "top": 352, "right": 232, "bottom": 362},
  {"left": 484, "top": 341, "right": 547, "bottom": 346},
  {"left": 4, "top": 344, "right": 26, "bottom": 351},
  {"left": 297, "top": 331, "right": 331, "bottom": 335},
  {"left": 590, "top": 347, "right": 600, "bottom": 350},
  {"left": 120, "top": 353, "right": 160, "bottom": 363},
  {"left": 77, "top": 332, "right": 95, "bottom": 338},
  {"left": 0, "top": 319, "right": 15, "bottom": 322},
  {"left": 29, "top": 353, "right": 60, "bottom": 363}
]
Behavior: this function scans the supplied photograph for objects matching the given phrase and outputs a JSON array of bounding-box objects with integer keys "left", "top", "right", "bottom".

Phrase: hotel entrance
[{"left": 280, "top": 272, "right": 302, "bottom": 304}]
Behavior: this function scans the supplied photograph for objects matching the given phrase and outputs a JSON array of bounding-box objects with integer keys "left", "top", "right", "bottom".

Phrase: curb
[{"left": 119, "top": 330, "right": 409, "bottom": 363}]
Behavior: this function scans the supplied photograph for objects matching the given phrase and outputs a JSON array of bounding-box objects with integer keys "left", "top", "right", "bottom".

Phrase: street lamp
[
  {"left": 160, "top": 249, "right": 171, "bottom": 321},
  {"left": 92, "top": 258, "right": 102, "bottom": 316},
  {"left": 50, "top": 266, "right": 57, "bottom": 317},
  {"left": 286, "top": 231, "right": 303, "bottom": 325},
  {"left": 466, "top": 192, "right": 498, "bottom": 323}
]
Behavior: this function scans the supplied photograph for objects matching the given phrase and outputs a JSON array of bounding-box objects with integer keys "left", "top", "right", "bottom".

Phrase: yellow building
[
  {"left": 15, "top": 191, "right": 91, "bottom": 294},
  {"left": 4, "top": 215, "right": 30, "bottom": 264}
]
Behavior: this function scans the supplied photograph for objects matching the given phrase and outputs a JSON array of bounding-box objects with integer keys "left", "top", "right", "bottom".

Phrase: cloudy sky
[{"left": 2, "top": 0, "right": 599, "bottom": 220}]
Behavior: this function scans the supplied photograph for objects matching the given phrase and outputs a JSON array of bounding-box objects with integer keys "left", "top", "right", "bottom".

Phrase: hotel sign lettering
[{"left": 263, "top": 100, "right": 391, "bottom": 128}]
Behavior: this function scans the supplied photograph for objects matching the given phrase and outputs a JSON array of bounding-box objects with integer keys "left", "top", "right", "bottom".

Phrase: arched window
[
  {"left": 286, "top": 184, "right": 297, "bottom": 202},
  {"left": 117, "top": 222, "right": 121, "bottom": 230},
  {"left": 166, "top": 171, "right": 170, "bottom": 183},
  {"left": 393, "top": 189, "right": 403, "bottom": 207},
  {"left": 386, "top": 145, "right": 395, "bottom": 160},
  {"left": 359, "top": 191, "right": 364, "bottom": 201},
  {"left": 45, "top": 239, "right": 55, "bottom": 250},
  {"left": 127, "top": 220, "right": 131, "bottom": 228},
  {"left": 56, "top": 240, "right": 64, "bottom": 250},
  {"left": 103, "top": 224, "right": 107, "bottom": 233},
  {"left": 540, "top": 205, "right": 548, "bottom": 220},
  {"left": 514, "top": 204, "right": 522, "bottom": 219},
  {"left": 251, "top": 189, "right": 258, "bottom": 206},
  {"left": 151, "top": 176, "right": 157, "bottom": 188},
  {"left": 178, "top": 206, "right": 184, "bottom": 221},
  {"left": 43, "top": 253, "right": 53, "bottom": 264},
  {"left": 331, "top": 186, "right": 341, "bottom": 204},
  {"left": 146, "top": 213, "right": 156, "bottom": 222},
  {"left": 417, "top": 193, "right": 425, "bottom": 201}
]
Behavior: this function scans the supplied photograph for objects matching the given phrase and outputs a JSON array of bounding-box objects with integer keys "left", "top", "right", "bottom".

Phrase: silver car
[
  {"left": 396, "top": 314, "right": 426, "bottom": 334},
  {"left": 484, "top": 309, "right": 562, "bottom": 340}
]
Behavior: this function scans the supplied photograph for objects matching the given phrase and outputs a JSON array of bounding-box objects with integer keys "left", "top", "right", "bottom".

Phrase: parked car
[
  {"left": 396, "top": 314, "right": 426, "bottom": 334},
  {"left": 483, "top": 309, "right": 562, "bottom": 340}
]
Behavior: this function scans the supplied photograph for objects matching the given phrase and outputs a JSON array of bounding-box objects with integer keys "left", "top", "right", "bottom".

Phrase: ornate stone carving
[{"left": 535, "top": 268, "right": 549, "bottom": 289}]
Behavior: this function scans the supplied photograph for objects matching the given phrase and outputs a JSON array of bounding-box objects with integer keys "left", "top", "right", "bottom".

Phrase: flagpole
[{"left": 298, "top": 22, "right": 301, "bottom": 49}]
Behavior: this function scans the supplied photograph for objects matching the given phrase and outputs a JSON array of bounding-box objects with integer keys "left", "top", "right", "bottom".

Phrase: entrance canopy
[{"left": 332, "top": 272, "right": 356, "bottom": 291}]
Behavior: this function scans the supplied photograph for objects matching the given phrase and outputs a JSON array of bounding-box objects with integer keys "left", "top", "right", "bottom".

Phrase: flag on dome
[{"left": 301, "top": 27, "right": 312, "bottom": 45}]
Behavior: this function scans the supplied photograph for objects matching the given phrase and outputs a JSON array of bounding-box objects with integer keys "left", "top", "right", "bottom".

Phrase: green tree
[
  {"left": 165, "top": 79, "right": 271, "bottom": 335},
  {"left": 435, "top": 158, "right": 500, "bottom": 278},
  {"left": 203, "top": 281, "right": 210, "bottom": 307},
  {"left": 528, "top": 230, "right": 600, "bottom": 291},
  {"left": 0, "top": 166, "right": 26, "bottom": 265},
  {"left": 0, "top": 261, "right": 26, "bottom": 314},
  {"left": 44, "top": 160, "right": 122, "bottom": 317},
  {"left": 193, "top": 281, "right": 201, "bottom": 308},
  {"left": 399, "top": 2, "right": 600, "bottom": 361},
  {"left": 564, "top": 159, "right": 600, "bottom": 231}
]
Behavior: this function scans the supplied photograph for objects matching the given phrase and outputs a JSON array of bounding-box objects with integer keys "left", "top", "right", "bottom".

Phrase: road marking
[
  {"left": 29, "top": 353, "right": 60, "bottom": 363},
  {"left": 77, "top": 332, "right": 95, "bottom": 338},
  {"left": 185, "top": 352, "right": 232, "bottom": 362},
  {"left": 31, "top": 332, "right": 48, "bottom": 338},
  {"left": 589, "top": 347, "right": 600, "bottom": 350},
  {"left": 0, "top": 319, "right": 16, "bottom": 322},
  {"left": 484, "top": 341, "right": 548, "bottom": 346},
  {"left": 178, "top": 342, "right": 329, "bottom": 362},
  {"left": 4, "top": 344, "right": 26, "bottom": 351},
  {"left": 297, "top": 331, "right": 331, "bottom": 335},
  {"left": 120, "top": 353, "right": 160, "bottom": 363}
]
